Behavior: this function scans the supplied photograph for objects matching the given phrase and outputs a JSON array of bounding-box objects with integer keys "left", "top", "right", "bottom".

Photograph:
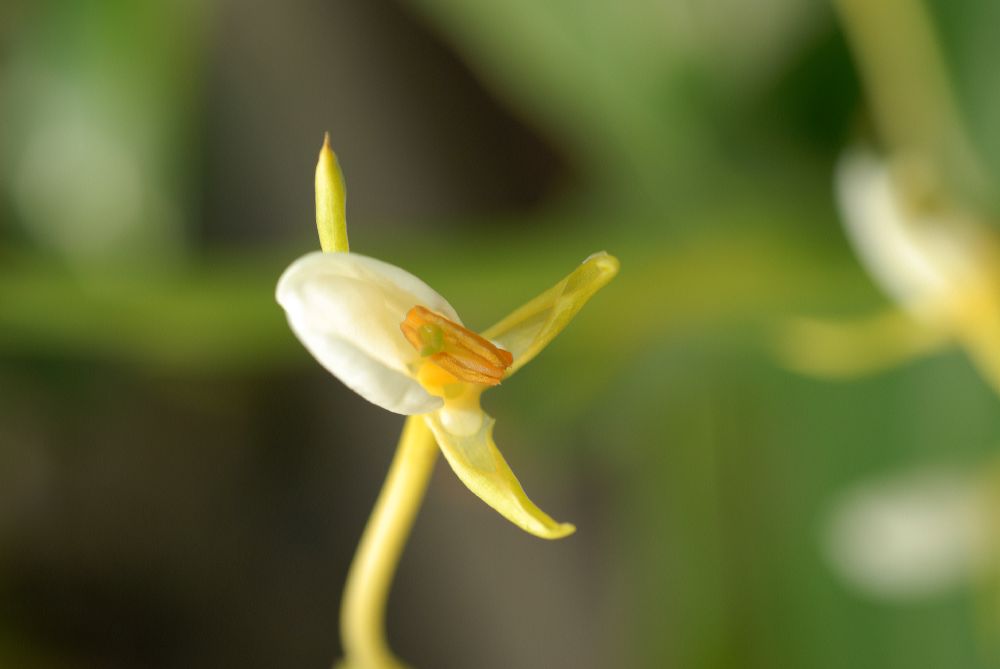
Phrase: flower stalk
[{"left": 339, "top": 417, "right": 437, "bottom": 668}]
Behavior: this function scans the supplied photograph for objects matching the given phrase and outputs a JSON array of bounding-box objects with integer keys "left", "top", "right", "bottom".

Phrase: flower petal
[
  {"left": 482, "top": 251, "right": 619, "bottom": 377},
  {"left": 953, "top": 296, "right": 1000, "bottom": 398},
  {"left": 277, "top": 251, "right": 460, "bottom": 414},
  {"left": 775, "top": 309, "right": 950, "bottom": 378},
  {"left": 836, "top": 150, "right": 980, "bottom": 320},
  {"left": 424, "top": 408, "right": 575, "bottom": 539}
]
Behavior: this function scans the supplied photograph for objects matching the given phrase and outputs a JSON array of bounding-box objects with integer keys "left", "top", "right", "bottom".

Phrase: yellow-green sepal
[
  {"left": 483, "top": 251, "right": 619, "bottom": 378},
  {"left": 315, "top": 133, "right": 349, "bottom": 253},
  {"left": 423, "top": 410, "right": 575, "bottom": 540},
  {"left": 953, "top": 292, "right": 1000, "bottom": 398},
  {"left": 775, "top": 308, "right": 950, "bottom": 378}
]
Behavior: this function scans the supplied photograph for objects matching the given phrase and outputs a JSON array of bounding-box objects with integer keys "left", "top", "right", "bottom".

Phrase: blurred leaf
[
  {"left": 0, "top": 200, "right": 872, "bottom": 376},
  {"left": 406, "top": 0, "right": 825, "bottom": 213},
  {"left": 924, "top": 0, "right": 1000, "bottom": 213},
  {"left": 0, "top": 0, "right": 210, "bottom": 264}
]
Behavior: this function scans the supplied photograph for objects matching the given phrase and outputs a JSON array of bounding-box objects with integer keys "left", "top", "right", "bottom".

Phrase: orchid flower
[
  {"left": 278, "top": 244, "right": 618, "bottom": 537},
  {"left": 778, "top": 149, "right": 1000, "bottom": 394},
  {"left": 277, "top": 135, "right": 618, "bottom": 668}
]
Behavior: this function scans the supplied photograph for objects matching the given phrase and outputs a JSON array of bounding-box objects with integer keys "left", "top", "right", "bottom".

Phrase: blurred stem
[
  {"left": 834, "top": 0, "right": 986, "bottom": 198},
  {"left": 340, "top": 416, "right": 438, "bottom": 669},
  {"left": 0, "top": 226, "right": 874, "bottom": 370}
]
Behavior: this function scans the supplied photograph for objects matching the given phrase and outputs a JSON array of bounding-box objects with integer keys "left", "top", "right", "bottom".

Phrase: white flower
[
  {"left": 836, "top": 150, "right": 988, "bottom": 324},
  {"left": 277, "top": 247, "right": 619, "bottom": 539}
]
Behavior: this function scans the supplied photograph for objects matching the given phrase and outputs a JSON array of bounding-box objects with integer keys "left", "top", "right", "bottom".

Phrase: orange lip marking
[{"left": 401, "top": 306, "right": 513, "bottom": 386}]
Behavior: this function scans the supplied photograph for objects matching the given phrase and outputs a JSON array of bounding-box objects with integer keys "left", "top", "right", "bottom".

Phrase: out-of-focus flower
[
  {"left": 777, "top": 149, "right": 1000, "bottom": 392},
  {"left": 277, "top": 139, "right": 618, "bottom": 539},
  {"left": 835, "top": 151, "right": 988, "bottom": 323},
  {"left": 824, "top": 468, "right": 995, "bottom": 599}
]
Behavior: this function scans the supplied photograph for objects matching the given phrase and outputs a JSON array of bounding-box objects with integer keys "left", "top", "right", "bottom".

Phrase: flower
[
  {"left": 276, "top": 144, "right": 618, "bottom": 539},
  {"left": 777, "top": 149, "right": 1000, "bottom": 392},
  {"left": 836, "top": 150, "right": 994, "bottom": 328},
  {"left": 824, "top": 467, "right": 995, "bottom": 599}
]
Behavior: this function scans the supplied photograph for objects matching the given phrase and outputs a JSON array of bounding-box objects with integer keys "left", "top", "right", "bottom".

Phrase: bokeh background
[{"left": 3, "top": 0, "right": 1000, "bottom": 667}]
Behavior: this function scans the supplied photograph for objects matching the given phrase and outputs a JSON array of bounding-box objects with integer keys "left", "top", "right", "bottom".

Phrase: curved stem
[{"left": 339, "top": 416, "right": 438, "bottom": 668}]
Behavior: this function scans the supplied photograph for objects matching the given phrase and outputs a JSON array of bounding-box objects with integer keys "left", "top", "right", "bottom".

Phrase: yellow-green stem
[
  {"left": 834, "top": 0, "right": 986, "bottom": 199},
  {"left": 339, "top": 416, "right": 438, "bottom": 668}
]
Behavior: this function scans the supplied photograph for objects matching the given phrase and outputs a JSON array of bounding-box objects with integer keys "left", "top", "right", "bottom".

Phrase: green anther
[{"left": 418, "top": 323, "right": 444, "bottom": 356}]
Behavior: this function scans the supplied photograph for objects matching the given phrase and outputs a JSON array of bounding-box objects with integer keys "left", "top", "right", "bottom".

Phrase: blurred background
[{"left": 3, "top": 0, "right": 1000, "bottom": 667}]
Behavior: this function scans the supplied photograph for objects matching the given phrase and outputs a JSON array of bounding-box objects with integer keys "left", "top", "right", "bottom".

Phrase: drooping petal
[
  {"left": 423, "top": 407, "right": 575, "bottom": 539},
  {"left": 953, "top": 292, "right": 1000, "bottom": 398},
  {"left": 482, "top": 251, "right": 619, "bottom": 378},
  {"left": 277, "top": 251, "right": 461, "bottom": 414}
]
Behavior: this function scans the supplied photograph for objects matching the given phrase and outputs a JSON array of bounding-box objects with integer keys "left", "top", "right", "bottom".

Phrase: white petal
[
  {"left": 836, "top": 151, "right": 973, "bottom": 318},
  {"left": 824, "top": 469, "right": 992, "bottom": 599},
  {"left": 277, "top": 251, "right": 460, "bottom": 415}
]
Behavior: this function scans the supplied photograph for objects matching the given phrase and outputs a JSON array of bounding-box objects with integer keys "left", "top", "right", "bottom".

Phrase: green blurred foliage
[{"left": 2, "top": 0, "right": 1000, "bottom": 668}]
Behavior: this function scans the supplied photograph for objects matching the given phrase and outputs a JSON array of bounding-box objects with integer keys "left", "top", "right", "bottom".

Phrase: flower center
[{"left": 401, "top": 305, "right": 513, "bottom": 387}]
